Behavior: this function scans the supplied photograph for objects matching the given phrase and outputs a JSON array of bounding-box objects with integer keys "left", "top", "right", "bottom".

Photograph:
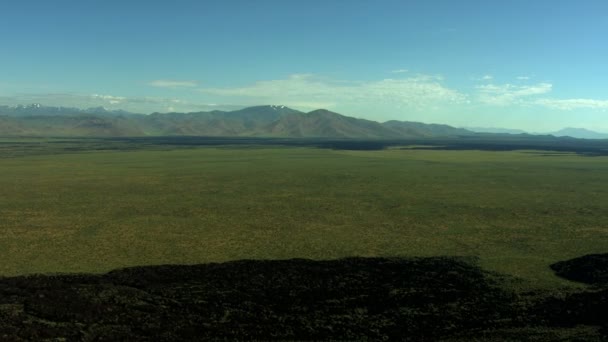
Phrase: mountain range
[
  {"left": 465, "top": 127, "right": 529, "bottom": 135},
  {"left": 465, "top": 126, "right": 608, "bottom": 140},
  {"left": 1, "top": 104, "right": 606, "bottom": 140},
  {"left": 0, "top": 104, "right": 473, "bottom": 138}
]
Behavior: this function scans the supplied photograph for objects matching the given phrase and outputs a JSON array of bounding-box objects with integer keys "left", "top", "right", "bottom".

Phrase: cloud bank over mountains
[
  {"left": 197, "top": 74, "right": 467, "bottom": 111},
  {"left": 1, "top": 73, "right": 607, "bottom": 130}
]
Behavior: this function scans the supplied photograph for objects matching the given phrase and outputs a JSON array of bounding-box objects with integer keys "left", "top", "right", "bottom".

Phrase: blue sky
[{"left": 1, "top": 0, "right": 607, "bottom": 131}]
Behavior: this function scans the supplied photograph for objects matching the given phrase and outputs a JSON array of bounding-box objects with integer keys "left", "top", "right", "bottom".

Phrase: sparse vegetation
[
  {"left": 1, "top": 138, "right": 607, "bottom": 288},
  {"left": 1, "top": 137, "right": 607, "bottom": 339}
]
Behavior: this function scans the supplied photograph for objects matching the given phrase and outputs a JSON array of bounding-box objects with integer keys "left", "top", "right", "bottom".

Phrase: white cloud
[
  {"left": 391, "top": 69, "right": 409, "bottom": 73},
  {"left": 0, "top": 93, "right": 242, "bottom": 113},
  {"left": 471, "top": 74, "right": 493, "bottom": 82},
  {"left": 516, "top": 76, "right": 530, "bottom": 80},
  {"left": 148, "top": 80, "right": 198, "bottom": 88},
  {"left": 4, "top": 73, "right": 608, "bottom": 119},
  {"left": 197, "top": 73, "right": 466, "bottom": 111},
  {"left": 91, "top": 94, "right": 126, "bottom": 104},
  {"left": 476, "top": 82, "right": 552, "bottom": 106},
  {"left": 475, "top": 82, "right": 608, "bottom": 111},
  {"left": 535, "top": 98, "right": 608, "bottom": 110}
]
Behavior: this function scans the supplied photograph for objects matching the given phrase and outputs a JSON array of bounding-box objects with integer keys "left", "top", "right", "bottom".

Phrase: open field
[{"left": 1, "top": 138, "right": 607, "bottom": 288}]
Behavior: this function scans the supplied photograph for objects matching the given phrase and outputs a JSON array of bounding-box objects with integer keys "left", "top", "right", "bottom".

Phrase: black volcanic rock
[
  {"left": 0, "top": 257, "right": 515, "bottom": 341},
  {"left": 550, "top": 253, "right": 608, "bottom": 285},
  {"left": 2, "top": 256, "right": 607, "bottom": 340},
  {"left": 534, "top": 288, "right": 608, "bottom": 328}
]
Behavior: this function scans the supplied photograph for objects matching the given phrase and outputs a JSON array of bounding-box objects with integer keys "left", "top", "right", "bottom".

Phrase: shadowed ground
[
  {"left": 550, "top": 253, "right": 608, "bottom": 285},
  {"left": 0, "top": 256, "right": 606, "bottom": 341}
]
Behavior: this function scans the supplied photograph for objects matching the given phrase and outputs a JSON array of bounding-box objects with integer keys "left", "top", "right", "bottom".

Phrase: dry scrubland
[{"left": 1, "top": 141, "right": 607, "bottom": 287}]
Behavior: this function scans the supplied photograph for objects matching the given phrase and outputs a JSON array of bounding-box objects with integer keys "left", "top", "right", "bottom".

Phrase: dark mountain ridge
[
  {"left": 2, "top": 104, "right": 608, "bottom": 139},
  {"left": 3, "top": 104, "right": 607, "bottom": 141},
  {"left": 0, "top": 104, "right": 474, "bottom": 138}
]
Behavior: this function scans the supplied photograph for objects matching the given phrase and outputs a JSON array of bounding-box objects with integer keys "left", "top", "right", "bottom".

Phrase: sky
[{"left": 1, "top": 0, "right": 607, "bottom": 132}]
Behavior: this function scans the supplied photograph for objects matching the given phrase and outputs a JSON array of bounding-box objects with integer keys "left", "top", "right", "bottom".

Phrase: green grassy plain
[{"left": 1, "top": 141, "right": 607, "bottom": 288}]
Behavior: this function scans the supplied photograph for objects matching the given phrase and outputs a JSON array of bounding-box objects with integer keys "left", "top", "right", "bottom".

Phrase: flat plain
[{"left": 1, "top": 138, "right": 607, "bottom": 288}]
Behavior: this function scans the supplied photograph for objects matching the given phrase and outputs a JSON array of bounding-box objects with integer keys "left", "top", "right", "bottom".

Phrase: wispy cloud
[
  {"left": 474, "top": 81, "right": 608, "bottom": 111},
  {"left": 0, "top": 93, "right": 242, "bottom": 113},
  {"left": 535, "top": 98, "right": 608, "bottom": 110},
  {"left": 516, "top": 76, "right": 530, "bottom": 80},
  {"left": 3, "top": 73, "right": 608, "bottom": 121},
  {"left": 197, "top": 73, "right": 466, "bottom": 111},
  {"left": 471, "top": 74, "right": 493, "bottom": 82},
  {"left": 91, "top": 94, "right": 126, "bottom": 105},
  {"left": 476, "top": 82, "right": 552, "bottom": 106},
  {"left": 148, "top": 80, "right": 198, "bottom": 88},
  {"left": 391, "top": 69, "right": 408, "bottom": 73}
]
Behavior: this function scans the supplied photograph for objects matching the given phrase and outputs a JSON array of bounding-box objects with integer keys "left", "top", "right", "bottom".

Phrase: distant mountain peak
[
  {"left": 550, "top": 127, "right": 608, "bottom": 140},
  {"left": 559, "top": 127, "right": 595, "bottom": 133},
  {"left": 307, "top": 109, "right": 337, "bottom": 115},
  {"left": 236, "top": 104, "right": 298, "bottom": 112}
]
